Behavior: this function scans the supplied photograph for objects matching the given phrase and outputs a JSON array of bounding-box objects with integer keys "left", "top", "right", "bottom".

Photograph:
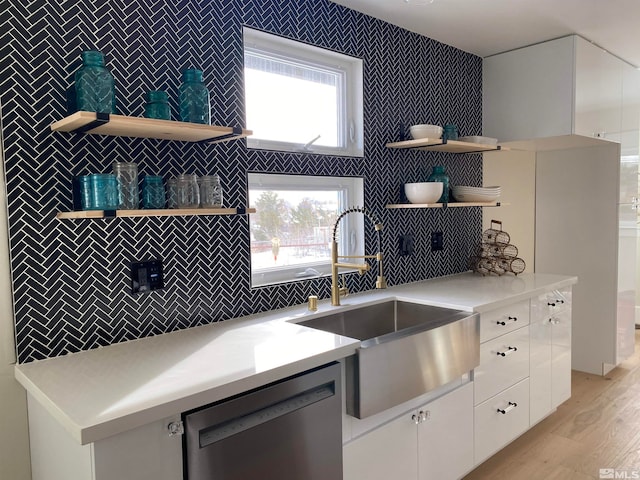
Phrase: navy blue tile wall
[{"left": 1, "top": 0, "right": 483, "bottom": 363}]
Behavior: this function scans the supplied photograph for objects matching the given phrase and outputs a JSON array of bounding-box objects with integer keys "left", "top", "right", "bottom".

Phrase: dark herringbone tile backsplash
[{"left": 1, "top": 0, "right": 482, "bottom": 362}]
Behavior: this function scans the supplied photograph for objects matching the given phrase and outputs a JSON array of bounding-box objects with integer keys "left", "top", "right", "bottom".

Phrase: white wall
[{"left": 0, "top": 134, "right": 32, "bottom": 479}]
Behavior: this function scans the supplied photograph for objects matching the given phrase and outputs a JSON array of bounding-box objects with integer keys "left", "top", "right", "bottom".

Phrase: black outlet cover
[
  {"left": 431, "top": 231, "right": 444, "bottom": 251},
  {"left": 131, "top": 259, "right": 164, "bottom": 294},
  {"left": 399, "top": 234, "right": 414, "bottom": 256}
]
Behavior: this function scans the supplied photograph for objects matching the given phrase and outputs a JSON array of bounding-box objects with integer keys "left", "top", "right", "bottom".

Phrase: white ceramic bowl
[
  {"left": 405, "top": 182, "right": 444, "bottom": 204},
  {"left": 410, "top": 124, "right": 443, "bottom": 140}
]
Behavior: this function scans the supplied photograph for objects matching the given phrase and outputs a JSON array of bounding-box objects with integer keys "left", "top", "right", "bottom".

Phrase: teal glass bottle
[
  {"left": 144, "top": 90, "right": 171, "bottom": 120},
  {"left": 427, "top": 166, "right": 450, "bottom": 203},
  {"left": 179, "top": 69, "right": 210, "bottom": 124},
  {"left": 74, "top": 50, "right": 116, "bottom": 114}
]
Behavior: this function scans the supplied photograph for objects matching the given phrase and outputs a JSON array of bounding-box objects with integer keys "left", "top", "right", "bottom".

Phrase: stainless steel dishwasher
[{"left": 182, "top": 362, "right": 342, "bottom": 480}]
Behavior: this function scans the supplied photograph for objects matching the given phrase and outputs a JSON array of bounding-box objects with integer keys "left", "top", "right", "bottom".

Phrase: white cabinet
[
  {"left": 574, "top": 36, "right": 623, "bottom": 139},
  {"left": 27, "top": 394, "right": 183, "bottom": 480},
  {"left": 344, "top": 383, "right": 474, "bottom": 480},
  {"left": 343, "top": 409, "right": 418, "bottom": 480},
  {"left": 484, "top": 35, "right": 625, "bottom": 143},
  {"left": 474, "top": 378, "right": 530, "bottom": 465},
  {"left": 417, "top": 382, "right": 474, "bottom": 480},
  {"left": 473, "top": 300, "right": 532, "bottom": 466},
  {"left": 484, "top": 140, "right": 635, "bottom": 374},
  {"left": 529, "top": 287, "right": 573, "bottom": 424}
]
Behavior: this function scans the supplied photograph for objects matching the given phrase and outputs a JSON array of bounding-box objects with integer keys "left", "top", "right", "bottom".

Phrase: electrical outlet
[
  {"left": 431, "top": 231, "right": 444, "bottom": 251},
  {"left": 399, "top": 234, "right": 414, "bottom": 256},
  {"left": 131, "top": 259, "right": 164, "bottom": 294}
]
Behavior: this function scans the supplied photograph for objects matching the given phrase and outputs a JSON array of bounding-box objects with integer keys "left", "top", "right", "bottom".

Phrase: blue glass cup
[
  {"left": 143, "top": 175, "right": 165, "bottom": 209},
  {"left": 88, "top": 174, "right": 119, "bottom": 210}
]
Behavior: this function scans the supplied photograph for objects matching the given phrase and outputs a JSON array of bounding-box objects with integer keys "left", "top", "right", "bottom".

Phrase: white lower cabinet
[
  {"left": 344, "top": 383, "right": 473, "bottom": 480},
  {"left": 474, "top": 378, "right": 530, "bottom": 465},
  {"left": 417, "top": 382, "right": 474, "bottom": 480},
  {"left": 530, "top": 288, "right": 573, "bottom": 424}
]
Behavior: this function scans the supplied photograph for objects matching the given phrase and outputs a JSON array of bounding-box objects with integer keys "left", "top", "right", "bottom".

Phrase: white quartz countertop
[{"left": 14, "top": 272, "right": 576, "bottom": 445}]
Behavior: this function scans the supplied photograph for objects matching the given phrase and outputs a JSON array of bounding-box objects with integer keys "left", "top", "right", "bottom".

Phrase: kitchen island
[{"left": 15, "top": 272, "right": 576, "bottom": 480}]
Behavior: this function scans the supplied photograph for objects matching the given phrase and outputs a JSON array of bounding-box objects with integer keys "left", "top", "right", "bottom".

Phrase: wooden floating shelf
[
  {"left": 386, "top": 202, "right": 507, "bottom": 209},
  {"left": 51, "top": 112, "right": 252, "bottom": 144},
  {"left": 385, "top": 138, "right": 507, "bottom": 153},
  {"left": 56, "top": 207, "right": 256, "bottom": 220}
]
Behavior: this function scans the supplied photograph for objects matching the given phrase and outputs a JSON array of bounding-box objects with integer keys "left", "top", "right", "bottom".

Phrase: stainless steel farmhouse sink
[{"left": 298, "top": 300, "right": 480, "bottom": 418}]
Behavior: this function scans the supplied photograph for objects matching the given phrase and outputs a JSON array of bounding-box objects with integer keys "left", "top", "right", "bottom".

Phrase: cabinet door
[
  {"left": 474, "top": 378, "right": 530, "bottom": 466},
  {"left": 474, "top": 326, "right": 530, "bottom": 405},
  {"left": 343, "top": 412, "right": 418, "bottom": 480},
  {"left": 529, "top": 317, "right": 552, "bottom": 425},
  {"left": 574, "top": 36, "right": 623, "bottom": 139},
  {"left": 551, "top": 308, "right": 572, "bottom": 407},
  {"left": 417, "top": 383, "right": 473, "bottom": 480}
]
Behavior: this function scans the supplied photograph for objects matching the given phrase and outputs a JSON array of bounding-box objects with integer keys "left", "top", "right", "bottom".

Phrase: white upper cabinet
[
  {"left": 484, "top": 35, "right": 628, "bottom": 144},
  {"left": 574, "top": 36, "right": 622, "bottom": 140}
]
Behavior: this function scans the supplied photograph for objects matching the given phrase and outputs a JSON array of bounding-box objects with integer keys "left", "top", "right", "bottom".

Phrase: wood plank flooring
[{"left": 464, "top": 330, "right": 640, "bottom": 480}]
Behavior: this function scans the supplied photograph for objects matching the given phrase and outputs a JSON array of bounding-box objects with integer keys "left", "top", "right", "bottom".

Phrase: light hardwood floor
[{"left": 465, "top": 330, "right": 640, "bottom": 480}]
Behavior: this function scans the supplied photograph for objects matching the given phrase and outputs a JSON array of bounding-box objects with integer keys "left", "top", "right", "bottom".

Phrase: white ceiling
[{"left": 331, "top": 0, "right": 640, "bottom": 67}]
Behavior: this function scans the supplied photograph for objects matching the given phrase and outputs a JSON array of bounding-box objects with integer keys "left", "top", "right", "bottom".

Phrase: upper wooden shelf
[
  {"left": 386, "top": 201, "right": 507, "bottom": 209},
  {"left": 56, "top": 207, "right": 256, "bottom": 220},
  {"left": 51, "top": 112, "right": 252, "bottom": 144},
  {"left": 385, "top": 138, "right": 507, "bottom": 153}
]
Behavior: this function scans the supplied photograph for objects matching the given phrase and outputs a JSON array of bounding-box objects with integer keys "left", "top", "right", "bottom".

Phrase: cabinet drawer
[
  {"left": 531, "top": 287, "right": 571, "bottom": 319},
  {"left": 474, "top": 378, "right": 530, "bottom": 466},
  {"left": 480, "top": 300, "right": 530, "bottom": 343},
  {"left": 475, "top": 326, "right": 530, "bottom": 405}
]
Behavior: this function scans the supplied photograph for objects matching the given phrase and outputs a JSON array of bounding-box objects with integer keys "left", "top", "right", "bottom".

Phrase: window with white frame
[
  {"left": 248, "top": 173, "right": 364, "bottom": 287},
  {"left": 243, "top": 27, "right": 364, "bottom": 157}
]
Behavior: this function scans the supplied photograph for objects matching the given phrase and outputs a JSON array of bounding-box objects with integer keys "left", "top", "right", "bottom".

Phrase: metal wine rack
[{"left": 470, "top": 220, "right": 526, "bottom": 276}]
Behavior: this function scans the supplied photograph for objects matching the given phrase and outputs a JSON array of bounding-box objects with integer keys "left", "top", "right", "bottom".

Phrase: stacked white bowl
[
  {"left": 451, "top": 185, "right": 501, "bottom": 202},
  {"left": 409, "top": 124, "right": 443, "bottom": 140}
]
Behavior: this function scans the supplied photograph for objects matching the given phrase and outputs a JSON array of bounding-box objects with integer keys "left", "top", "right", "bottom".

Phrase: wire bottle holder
[{"left": 471, "top": 220, "right": 526, "bottom": 276}]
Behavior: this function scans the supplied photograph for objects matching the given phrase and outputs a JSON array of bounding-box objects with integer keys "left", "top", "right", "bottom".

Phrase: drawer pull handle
[
  {"left": 497, "top": 316, "right": 517, "bottom": 326},
  {"left": 548, "top": 318, "right": 560, "bottom": 325},
  {"left": 496, "top": 346, "right": 517, "bottom": 357},
  {"left": 412, "top": 414, "right": 421, "bottom": 425},
  {"left": 547, "top": 302, "right": 556, "bottom": 307},
  {"left": 497, "top": 402, "right": 517, "bottom": 414},
  {"left": 556, "top": 299, "right": 565, "bottom": 304}
]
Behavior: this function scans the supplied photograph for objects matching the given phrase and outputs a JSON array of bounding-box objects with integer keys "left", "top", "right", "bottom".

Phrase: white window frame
[
  {"left": 248, "top": 173, "right": 364, "bottom": 287},
  {"left": 243, "top": 27, "right": 364, "bottom": 157}
]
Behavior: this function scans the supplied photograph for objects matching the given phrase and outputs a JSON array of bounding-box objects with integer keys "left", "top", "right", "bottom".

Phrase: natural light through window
[
  {"left": 248, "top": 173, "right": 364, "bottom": 287},
  {"left": 243, "top": 27, "right": 363, "bottom": 157}
]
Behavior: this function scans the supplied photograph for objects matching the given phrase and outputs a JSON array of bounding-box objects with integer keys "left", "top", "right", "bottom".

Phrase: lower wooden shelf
[
  {"left": 56, "top": 207, "right": 255, "bottom": 219},
  {"left": 386, "top": 202, "right": 506, "bottom": 209}
]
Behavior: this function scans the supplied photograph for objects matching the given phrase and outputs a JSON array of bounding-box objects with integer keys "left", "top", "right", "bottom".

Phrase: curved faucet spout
[{"left": 331, "top": 206, "right": 387, "bottom": 306}]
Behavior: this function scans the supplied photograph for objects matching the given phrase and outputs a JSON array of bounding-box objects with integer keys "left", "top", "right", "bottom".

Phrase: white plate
[
  {"left": 458, "top": 135, "right": 498, "bottom": 145},
  {"left": 452, "top": 192, "right": 500, "bottom": 202}
]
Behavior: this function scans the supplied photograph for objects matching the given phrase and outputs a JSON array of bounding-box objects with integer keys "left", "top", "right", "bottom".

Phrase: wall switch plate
[
  {"left": 130, "top": 259, "right": 164, "bottom": 294},
  {"left": 431, "top": 231, "right": 444, "bottom": 251},
  {"left": 399, "top": 234, "right": 414, "bottom": 256}
]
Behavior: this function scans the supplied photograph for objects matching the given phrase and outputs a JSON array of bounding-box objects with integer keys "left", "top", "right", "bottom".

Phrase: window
[
  {"left": 248, "top": 173, "right": 364, "bottom": 287},
  {"left": 243, "top": 27, "right": 364, "bottom": 157}
]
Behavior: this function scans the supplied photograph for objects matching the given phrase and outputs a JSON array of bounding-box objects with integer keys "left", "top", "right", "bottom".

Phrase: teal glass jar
[
  {"left": 74, "top": 50, "right": 116, "bottom": 114},
  {"left": 179, "top": 69, "right": 210, "bottom": 124},
  {"left": 443, "top": 124, "right": 458, "bottom": 141},
  {"left": 144, "top": 90, "right": 171, "bottom": 120},
  {"left": 142, "top": 175, "right": 166, "bottom": 209},
  {"left": 88, "top": 174, "right": 119, "bottom": 210},
  {"left": 427, "top": 166, "right": 450, "bottom": 203}
]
